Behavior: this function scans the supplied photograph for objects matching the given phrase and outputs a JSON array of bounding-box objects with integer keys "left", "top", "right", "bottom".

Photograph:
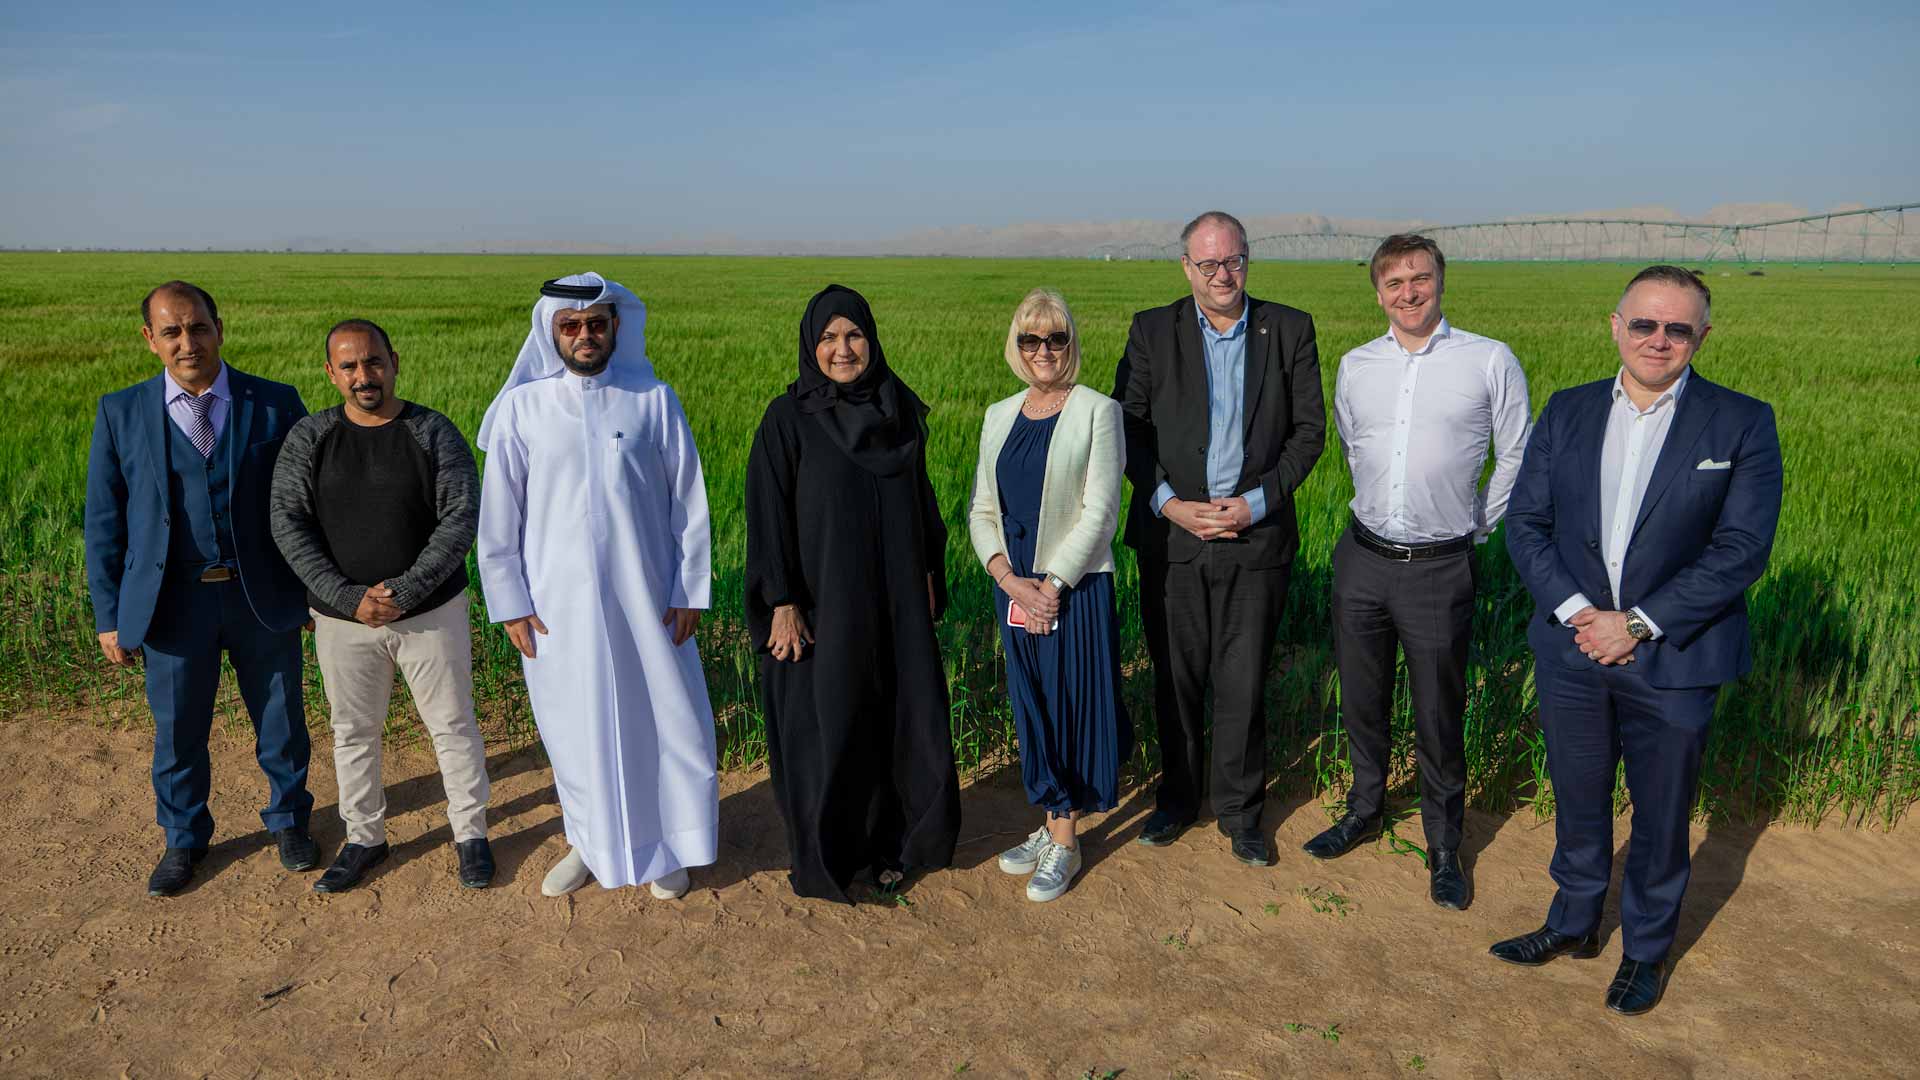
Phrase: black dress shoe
[
  {"left": 1605, "top": 957, "right": 1668, "bottom": 1015},
  {"left": 147, "top": 847, "right": 208, "bottom": 897},
  {"left": 1135, "top": 809, "right": 1194, "bottom": 847},
  {"left": 274, "top": 827, "right": 319, "bottom": 872},
  {"left": 456, "top": 838, "right": 495, "bottom": 889},
  {"left": 1428, "top": 848, "right": 1470, "bottom": 910},
  {"left": 1489, "top": 923, "right": 1602, "bottom": 966},
  {"left": 313, "top": 842, "right": 390, "bottom": 893},
  {"left": 1302, "top": 812, "right": 1381, "bottom": 859},
  {"left": 1227, "top": 829, "right": 1270, "bottom": 867}
]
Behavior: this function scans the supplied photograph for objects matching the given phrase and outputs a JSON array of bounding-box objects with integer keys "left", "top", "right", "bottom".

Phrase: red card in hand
[{"left": 1006, "top": 602, "right": 1057, "bottom": 632}]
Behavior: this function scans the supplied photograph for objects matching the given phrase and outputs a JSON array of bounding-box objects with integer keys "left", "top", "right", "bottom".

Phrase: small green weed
[{"left": 1299, "top": 886, "right": 1352, "bottom": 917}]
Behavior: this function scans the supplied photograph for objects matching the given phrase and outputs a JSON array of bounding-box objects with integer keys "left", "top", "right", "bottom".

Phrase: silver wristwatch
[
  {"left": 1044, "top": 572, "right": 1068, "bottom": 592},
  {"left": 1624, "top": 611, "right": 1653, "bottom": 641}
]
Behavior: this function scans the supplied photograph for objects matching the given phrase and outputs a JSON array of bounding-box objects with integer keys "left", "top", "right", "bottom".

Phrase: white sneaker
[
  {"left": 1026, "top": 842, "right": 1082, "bottom": 902},
  {"left": 648, "top": 867, "right": 690, "bottom": 900},
  {"left": 541, "top": 848, "right": 592, "bottom": 896},
  {"left": 998, "top": 826, "right": 1053, "bottom": 875}
]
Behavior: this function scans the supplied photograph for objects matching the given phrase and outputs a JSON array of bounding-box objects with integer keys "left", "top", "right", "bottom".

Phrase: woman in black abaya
[{"left": 744, "top": 284, "right": 960, "bottom": 903}]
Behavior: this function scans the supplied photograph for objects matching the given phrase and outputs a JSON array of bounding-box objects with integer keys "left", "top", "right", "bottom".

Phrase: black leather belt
[{"left": 1349, "top": 516, "right": 1472, "bottom": 562}]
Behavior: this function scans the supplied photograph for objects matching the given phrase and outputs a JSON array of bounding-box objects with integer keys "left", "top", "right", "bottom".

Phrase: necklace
[{"left": 1024, "top": 386, "right": 1070, "bottom": 417}]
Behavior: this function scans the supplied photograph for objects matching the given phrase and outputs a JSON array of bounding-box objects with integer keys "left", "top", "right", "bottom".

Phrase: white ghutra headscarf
[{"left": 477, "top": 271, "right": 655, "bottom": 452}]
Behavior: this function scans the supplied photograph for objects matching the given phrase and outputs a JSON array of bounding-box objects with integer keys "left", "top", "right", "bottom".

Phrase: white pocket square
[{"left": 1696, "top": 459, "right": 1731, "bottom": 470}]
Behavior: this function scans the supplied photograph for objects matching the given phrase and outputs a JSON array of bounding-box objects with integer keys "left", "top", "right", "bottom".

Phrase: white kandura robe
[{"left": 477, "top": 362, "right": 718, "bottom": 888}]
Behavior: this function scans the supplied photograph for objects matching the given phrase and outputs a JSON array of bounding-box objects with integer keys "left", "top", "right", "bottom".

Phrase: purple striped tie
[{"left": 185, "top": 393, "right": 217, "bottom": 459}]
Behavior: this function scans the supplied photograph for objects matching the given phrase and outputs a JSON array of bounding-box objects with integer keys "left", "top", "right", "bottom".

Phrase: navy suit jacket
[
  {"left": 1506, "top": 371, "right": 1783, "bottom": 689},
  {"left": 85, "top": 364, "right": 310, "bottom": 651}
]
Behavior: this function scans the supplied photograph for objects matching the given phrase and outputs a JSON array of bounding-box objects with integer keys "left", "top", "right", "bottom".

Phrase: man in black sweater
[{"left": 270, "top": 319, "right": 493, "bottom": 892}]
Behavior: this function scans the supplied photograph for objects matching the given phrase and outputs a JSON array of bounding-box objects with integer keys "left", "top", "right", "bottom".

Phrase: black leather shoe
[
  {"left": 1489, "top": 923, "right": 1602, "bottom": 966},
  {"left": 1135, "top": 809, "right": 1194, "bottom": 847},
  {"left": 1302, "top": 812, "right": 1381, "bottom": 859},
  {"left": 1228, "top": 829, "right": 1270, "bottom": 867},
  {"left": 312, "top": 842, "right": 389, "bottom": 893},
  {"left": 1428, "top": 848, "right": 1470, "bottom": 910},
  {"left": 274, "top": 827, "right": 319, "bottom": 872},
  {"left": 147, "top": 847, "right": 207, "bottom": 897},
  {"left": 1605, "top": 957, "right": 1668, "bottom": 1015},
  {"left": 456, "top": 838, "right": 495, "bottom": 889}
]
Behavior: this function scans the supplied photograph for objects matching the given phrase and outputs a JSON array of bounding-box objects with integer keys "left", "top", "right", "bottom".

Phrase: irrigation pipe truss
[{"left": 1092, "top": 202, "right": 1919, "bottom": 266}]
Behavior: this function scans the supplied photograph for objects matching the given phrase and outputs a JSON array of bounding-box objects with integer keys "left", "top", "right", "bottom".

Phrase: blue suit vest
[{"left": 164, "top": 413, "right": 238, "bottom": 571}]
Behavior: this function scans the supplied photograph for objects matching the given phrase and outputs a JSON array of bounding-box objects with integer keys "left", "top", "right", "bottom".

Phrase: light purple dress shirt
[{"left": 162, "top": 362, "right": 231, "bottom": 445}]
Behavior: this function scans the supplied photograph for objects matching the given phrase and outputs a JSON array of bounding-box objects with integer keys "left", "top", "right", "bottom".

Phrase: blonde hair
[{"left": 1002, "top": 287, "right": 1081, "bottom": 390}]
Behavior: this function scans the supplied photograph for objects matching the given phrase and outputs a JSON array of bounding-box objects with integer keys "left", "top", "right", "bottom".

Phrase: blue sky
[{"left": 1, "top": 1, "right": 1913, "bottom": 250}]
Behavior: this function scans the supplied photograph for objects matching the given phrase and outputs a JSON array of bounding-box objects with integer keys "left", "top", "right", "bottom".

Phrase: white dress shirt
[
  {"left": 1551, "top": 367, "right": 1693, "bottom": 638},
  {"left": 162, "top": 362, "right": 231, "bottom": 442},
  {"left": 1334, "top": 319, "right": 1531, "bottom": 543}
]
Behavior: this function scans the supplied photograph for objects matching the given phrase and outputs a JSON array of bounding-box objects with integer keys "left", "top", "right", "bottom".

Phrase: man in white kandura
[{"left": 477, "top": 272, "right": 718, "bottom": 900}]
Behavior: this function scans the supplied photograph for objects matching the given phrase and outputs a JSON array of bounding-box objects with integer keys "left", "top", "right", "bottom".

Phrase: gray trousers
[{"left": 312, "top": 593, "right": 490, "bottom": 846}]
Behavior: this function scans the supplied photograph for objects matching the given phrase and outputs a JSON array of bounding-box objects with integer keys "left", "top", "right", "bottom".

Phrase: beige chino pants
[{"left": 312, "top": 593, "right": 490, "bottom": 846}]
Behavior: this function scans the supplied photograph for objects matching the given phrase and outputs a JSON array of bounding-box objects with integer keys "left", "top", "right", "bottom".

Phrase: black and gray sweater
[{"left": 269, "top": 402, "right": 479, "bottom": 623}]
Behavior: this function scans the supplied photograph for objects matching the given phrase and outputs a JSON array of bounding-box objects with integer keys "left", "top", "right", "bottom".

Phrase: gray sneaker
[
  {"left": 998, "top": 826, "right": 1053, "bottom": 875},
  {"left": 1026, "top": 842, "right": 1083, "bottom": 903}
]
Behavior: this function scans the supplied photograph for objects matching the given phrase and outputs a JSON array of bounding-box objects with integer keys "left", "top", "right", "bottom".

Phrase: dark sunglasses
[
  {"left": 1016, "top": 331, "right": 1072, "bottom": 355},
  {"left": 555, "top": 316, "right": 611, "bottom": 337},
  {"left": 1624, "top": 318, "right": 1700, "bottom": 345}
]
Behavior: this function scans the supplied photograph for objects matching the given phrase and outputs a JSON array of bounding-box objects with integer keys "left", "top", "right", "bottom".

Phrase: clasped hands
[
  {"left": 1164, "top": 496, "right": 1251, "bottom": 541},
  {"left": 988, "top": 555, "right": 1060, "bottom": 636},
  {"left": 1568, "top": 606, "right": 1638, "bottom": 666},
  {"left": 356, "top": 584, "right": 405, "bottom": 628}
]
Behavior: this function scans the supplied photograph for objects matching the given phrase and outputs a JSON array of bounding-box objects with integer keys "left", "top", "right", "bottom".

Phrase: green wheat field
[{"left": 2, "top": 254, "right": 1914, "bottom": 827}]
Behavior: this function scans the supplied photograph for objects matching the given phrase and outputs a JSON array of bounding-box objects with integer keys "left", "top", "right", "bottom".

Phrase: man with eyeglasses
[
  {"left": 1113, "top": 210, "right": 1326, "bottom": 867},
  {"left": 1304, "top": 235, "right": 1532, "bottom": 913},
  {"left": 1492, "top": 265, "right": 1782, "bottom": 1015}
]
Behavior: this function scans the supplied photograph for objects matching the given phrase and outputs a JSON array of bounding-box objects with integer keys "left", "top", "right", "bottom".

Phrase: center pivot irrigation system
[{"left": 1093, "top": 203, "right": 1919, "bottom": 266}]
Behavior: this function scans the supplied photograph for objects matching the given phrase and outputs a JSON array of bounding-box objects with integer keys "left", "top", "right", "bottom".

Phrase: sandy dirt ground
[{"left": 1, "top": 716, "right": 1915, "bottom": 1079}]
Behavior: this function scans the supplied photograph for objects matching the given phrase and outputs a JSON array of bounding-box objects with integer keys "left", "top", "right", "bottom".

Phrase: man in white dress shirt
[
  {"left": 476, "top": 272, "right": 718, "bottom": 901},
  {"left": 1303, "top": 235, "right": 1531, "bottom": 910}
]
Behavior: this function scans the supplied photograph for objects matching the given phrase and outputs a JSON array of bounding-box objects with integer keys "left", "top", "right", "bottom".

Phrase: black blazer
[{"left": 1112, "top": 295, "right": 1325, "bottom": 566}]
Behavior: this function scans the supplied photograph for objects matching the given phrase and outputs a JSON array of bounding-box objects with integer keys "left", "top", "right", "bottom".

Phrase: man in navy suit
[
  {"left": 86, "top": 281, "right": 320, "bottom": 896},
  {"left": 1490, "top": 266, "right": 1782, "bottom": 1014}
]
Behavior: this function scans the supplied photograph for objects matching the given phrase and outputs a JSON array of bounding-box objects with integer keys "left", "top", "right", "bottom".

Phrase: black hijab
[{"left": 789, "top": 284, "right": 929, "bottom": 477}]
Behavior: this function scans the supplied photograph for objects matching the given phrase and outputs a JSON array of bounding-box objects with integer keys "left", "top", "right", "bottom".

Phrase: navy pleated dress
[{"left": 994, "top": 411, "right": 1133, "bottom": 814}]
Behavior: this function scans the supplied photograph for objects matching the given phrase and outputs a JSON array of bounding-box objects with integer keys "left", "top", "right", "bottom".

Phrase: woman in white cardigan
[{"left": 968, "top": 288, "right": 1132, "bottom": 903}]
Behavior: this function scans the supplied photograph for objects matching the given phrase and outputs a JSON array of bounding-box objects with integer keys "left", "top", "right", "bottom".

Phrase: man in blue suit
[
  {"left": 1490, "top": 266, "right": 1782, "bottom": 1014},
  {"left": 86, "top": 281, "right": 320, "bottom": 897}
]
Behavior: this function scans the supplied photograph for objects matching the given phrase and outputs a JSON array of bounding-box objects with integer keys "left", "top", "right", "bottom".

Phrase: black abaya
[{"left": 745, "top": 394, "right": 960, "bottom": 903}]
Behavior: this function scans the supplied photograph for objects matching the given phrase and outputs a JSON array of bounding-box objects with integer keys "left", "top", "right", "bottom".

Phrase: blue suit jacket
[
  {"left": 85, "top": 365, "right": 311, "bottom": 651},
  {"left": 1506, "top": 372, "right": 1783, "bottom": 689}
]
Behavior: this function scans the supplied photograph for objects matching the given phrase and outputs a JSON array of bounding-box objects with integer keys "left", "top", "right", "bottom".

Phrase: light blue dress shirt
[{"left": 1150, "top": 303, "right": 1268, "bottom": 523}]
